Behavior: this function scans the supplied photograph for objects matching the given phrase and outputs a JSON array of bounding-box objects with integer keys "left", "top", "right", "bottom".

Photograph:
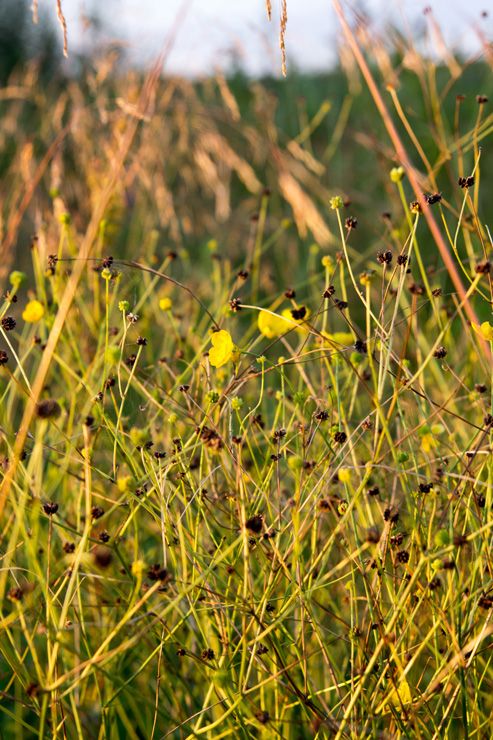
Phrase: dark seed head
[
  {"left": 433, "top": 346, "right": 447, "bottom": 359},
  {"left": 290, "top": 306, "right": 307, "bottom": 321},
  {"left": 333, "top": 431, "right": 347, "bottom": 444},
  {"left": 1, "top": 317, "right": 16, "bottom": 331},
  {"left": 36, "top": 399, "right": 62, "bottom": 420},
  {"left": 425, "top": 192, "right": 442, "bottom": 205},
  {"left": 475, "top": 260, "right": 491, "bottom": 275},
  {"left": 91, "top": 506, "right": 104, "bottom": 520},
  {"left": 245, "top": 515, "right": 264, "bottom": 534},
  {"left": 43, "top": 501, "right": 59, "bottom": 516},
  {"left": 377, "top": 250, "right": 393, "bottom": 265}
]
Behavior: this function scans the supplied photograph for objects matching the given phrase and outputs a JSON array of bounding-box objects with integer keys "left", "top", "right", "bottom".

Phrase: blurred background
[
  {"left": 1, "top": 0, "right": 492, "bottom": 298},
  {"left": 0, "top": 0, "right": 491, "bottom": 79}
]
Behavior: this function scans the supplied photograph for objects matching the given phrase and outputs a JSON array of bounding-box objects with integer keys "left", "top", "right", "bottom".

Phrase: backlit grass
[{"left": 0, "top": 8, "right": 492, "bottom": 738}]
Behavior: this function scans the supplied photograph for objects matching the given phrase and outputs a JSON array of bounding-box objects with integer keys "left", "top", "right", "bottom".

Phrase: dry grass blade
[
  {"left": 280, "top": 0, "right": 288, "bottom": 77},
  {"left": 56, "top": 0, "right": 68, "bottom": 57}
]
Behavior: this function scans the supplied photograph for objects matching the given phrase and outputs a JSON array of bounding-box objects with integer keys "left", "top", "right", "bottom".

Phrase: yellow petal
[
  {"left": 376, "top": 677, "right": 412, "bottom": 714},
  {"left": 472, "top": 321, "right": 493, "bottom": 341},
  {"left": 323, "top": 331, "right": 354, "bottom": 347},
  {"left": 258, "top": 310, "right": 292, "bottom": 339},
  {"left": 22, "top": 300, "right": 44, "bottom": 323},
  {"left": 209, "top": 330, "right": 234, "bottom": 368}
]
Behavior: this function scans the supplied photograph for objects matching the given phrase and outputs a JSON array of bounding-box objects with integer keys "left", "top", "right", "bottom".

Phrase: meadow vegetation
[{"left": 0, "top": 7, "right": 493, "bottom": 738}]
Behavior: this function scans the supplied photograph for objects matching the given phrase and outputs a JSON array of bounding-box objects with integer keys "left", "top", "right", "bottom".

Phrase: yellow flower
[
  {"left": 329, "top": 195, "right": 344, "bottom": 210},
  {"left": 322, "top": 331, "right": 354, "bottom": 347},
  {"left": 209, "top": 330, "right": 234, "bottom": 368},
  {"left": 258, "top": 310, "right": 293, "bottom": 338},
  {"left": 159, "top": 297, "right": 173, "bottom": 311},
  {"left": 359, "top": 270, "right": 375, "bottom": 286},
  {"left": 338, "top": 468, "right": 351, "bottom": 484},
  {"left": 390, "top": 166, "right": 405, "bottom": 183},
  {"left": 258, "top": 306, "right": 310, "bottom": 339},
  {"left": 22, "top": 300, "right": 44, "bottom": 323},
  {"left": 420, "top": 433, "right": 437, "bottom": 454},
  {"left": 377, "top": 677, "right": 412, "bottom": 714},
  {"left": 131, "top": 560, "right": 145, "bottom": 577},
  {"left": 117, "top": 476, "right": 133, "bottom": 493},
  {"left": 472, "top": 321, "right": 493, "bottom": 341}
]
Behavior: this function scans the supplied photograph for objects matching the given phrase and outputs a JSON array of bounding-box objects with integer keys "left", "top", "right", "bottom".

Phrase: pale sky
[{"left": 44, "top": 0, "right": 491, "bottom": 75}]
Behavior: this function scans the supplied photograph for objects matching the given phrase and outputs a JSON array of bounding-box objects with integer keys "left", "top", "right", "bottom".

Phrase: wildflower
[
  {"left": 159, "top": 297, "right": 172, "bottom": 311},
  {"left": 209, "top": 329, "right": 234, "bottom": 368},
  {"left": 9, "top": 271, "right": 26, "bottom": 288},
  {"left": 359, "top": 270, "right": 375, "bottom": 286},
  {"left": 322, "top": 331, "right": 354, "bottom": 347},
  {"left": 329, "top": 195, "right": 344, "bottom": 210},
  {"left": 390, "top": 166, "right": 405, "bottom": 182},
  {"left": 117, "top": 476, "right": 132, "bottom": 493},
  {"left": 118, "top": 300, "right": 129, "bottom": 312},
  {"left": 231, "top": 396, "right": 243, "bottom": 410},
  {"left": 472, "top": 321, "right": 493, "bottom": 341},
  {"left": 377, "top": 677, "right": 412, "bottom": 714},
  {"left": 321, "top": 255, "right": 335, "bottom": 269},
  {"left": 409, "top": 201, "right": 422, "bottom": 214},
  {"left": 419, "top": 423, "right": 444, "bottom": 453},
  {"left": 257, "top": 309, "right": 294, "bottom": 339},
  {"left": 131, "top": 560, "right": 145, "bottom": 577},
  {"left": 338, "top": 468, "right": 352, "bottom": 484}
]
